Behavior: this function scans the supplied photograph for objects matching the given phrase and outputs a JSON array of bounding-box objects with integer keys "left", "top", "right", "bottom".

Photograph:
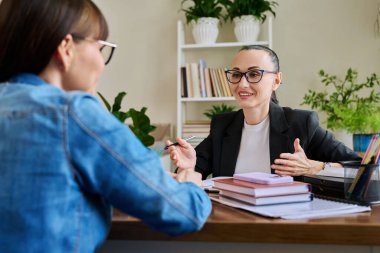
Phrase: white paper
[
  {"left": 202, "top": 176, "right": 232, "bottom": 188},
  {"left": 210, "top": 195, "right": 371, "bottom": 220}
]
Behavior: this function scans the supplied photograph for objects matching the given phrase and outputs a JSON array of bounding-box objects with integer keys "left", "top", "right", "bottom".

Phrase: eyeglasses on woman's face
[
  {"left": 224, "top": 69, "right": 278, "bottom": 84},
  {"left": 71, "top": 34, "right": 117, "bottom": 65}
]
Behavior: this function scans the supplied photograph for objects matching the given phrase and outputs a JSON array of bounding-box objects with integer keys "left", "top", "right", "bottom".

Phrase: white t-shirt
[{"left": 234, "top": 115, "right": 271, "bottom": 174}]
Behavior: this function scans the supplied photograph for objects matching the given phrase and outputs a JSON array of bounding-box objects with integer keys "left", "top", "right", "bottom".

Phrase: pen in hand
[{"left": 164, "top": 136, "right": 196, "bottom": 150}]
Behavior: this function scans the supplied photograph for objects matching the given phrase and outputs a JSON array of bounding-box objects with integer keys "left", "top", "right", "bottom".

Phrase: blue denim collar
[{"left": 8, "top": 73, "right": 48, "bottom": 87}]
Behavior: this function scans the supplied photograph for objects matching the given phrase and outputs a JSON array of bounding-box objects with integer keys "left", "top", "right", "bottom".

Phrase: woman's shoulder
[
  {"left": 275, "top": 104, "right": 318, "bottom": 121},
  {"left": 270, "top": 103, "right": 320, "bottom": 129}
]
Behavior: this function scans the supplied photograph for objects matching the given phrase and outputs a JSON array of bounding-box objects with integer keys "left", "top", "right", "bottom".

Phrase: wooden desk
[{"left": 109, "top": 201, "right": 380, "bottom": 245}]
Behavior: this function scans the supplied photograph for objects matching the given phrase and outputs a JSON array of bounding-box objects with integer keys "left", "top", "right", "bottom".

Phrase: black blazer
[{"left": 195, "top": 102, "right": 361, "bottom": 179}]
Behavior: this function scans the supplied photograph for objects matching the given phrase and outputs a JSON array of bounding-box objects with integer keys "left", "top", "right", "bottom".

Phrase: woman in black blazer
[{"left": 168, "top": 45, "right": 360, "bottom": 180}]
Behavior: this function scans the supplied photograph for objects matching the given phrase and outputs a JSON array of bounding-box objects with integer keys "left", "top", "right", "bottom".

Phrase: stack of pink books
[{"left": 213, "top": 172, "right": 312, "bottom": 206}]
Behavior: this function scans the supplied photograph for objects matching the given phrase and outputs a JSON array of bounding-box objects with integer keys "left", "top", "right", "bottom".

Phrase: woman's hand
[
  {"left": 166, "top": 137, "right": 196, "bottom": 170},
  {"left": 172, "top": 169, "right": 203, "bottom": 187},
  {"left": 271, "top": 138, "right": 324, "bottom": 176}
]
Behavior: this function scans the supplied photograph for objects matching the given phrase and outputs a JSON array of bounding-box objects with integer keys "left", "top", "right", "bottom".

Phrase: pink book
[
  {"left": 233, "top": 172, "right": 293, "bottom": 185},
  {"left": 213, "top": 178, "right": 310, "bottom": 198}
]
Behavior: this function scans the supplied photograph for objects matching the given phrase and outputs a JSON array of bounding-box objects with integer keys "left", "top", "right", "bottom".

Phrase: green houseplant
[
  {"left": 203, "top": 103, "right": 236, "bottom": 119},
  {"left": 180, "top": 0, "right": 224, "bottom": 44},
  {"left": 97, "top": 92, "right": 156, "bottom": 147},
  {"left": 302, "top": 68, "right": 380, "bottom": 153},
  {"left": 181, "top": 0, "right": 224, "bottom": 24},
  {"left": 220, "top": 0, "right": 278, "bottom": 42},
  {"left": 221, "top": 0, "right": 277, "bottom": 23}
]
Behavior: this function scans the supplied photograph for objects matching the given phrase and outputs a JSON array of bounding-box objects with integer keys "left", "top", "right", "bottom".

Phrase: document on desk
[{"left": 210, "top": 195, "right": 371, "bottom": 220}]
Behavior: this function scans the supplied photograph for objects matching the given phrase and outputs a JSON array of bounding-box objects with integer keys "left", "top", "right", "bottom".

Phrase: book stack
[
  {"left": 213, "top": 172, "right": 312, "bottom": 206},
  {"left": 182, "top": 121, "right": 210, "bottom": 147}
]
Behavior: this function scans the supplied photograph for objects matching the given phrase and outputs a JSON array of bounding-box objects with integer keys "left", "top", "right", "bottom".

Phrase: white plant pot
[
  {"left": 233, "top": 15, "right": 260, "bottom": 43},
  {"left": 191, "top": 17, "right": 219, "bottom": 44}
]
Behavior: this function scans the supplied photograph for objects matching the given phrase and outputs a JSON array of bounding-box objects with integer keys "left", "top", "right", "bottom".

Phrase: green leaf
[
  {"left": 112, "top": 92, "right": 127, "bottom": 113},
  {"left": 180, "top": 0, "right": 226, "bottom": 24},
  {"left": 97, "top": 92, "right": 156, "bottom": 147},
  {"left": 301, "top": 68, "right": 380, "bottom": 133},
  {"left": 97, "top": 92, "right": 111, "bottom": 111},
  {"left": 222, "top": 0, "right": 278, "bottom": 23},
  {"left": 128, "top": 107, "right": 157, "bottom": 147}
]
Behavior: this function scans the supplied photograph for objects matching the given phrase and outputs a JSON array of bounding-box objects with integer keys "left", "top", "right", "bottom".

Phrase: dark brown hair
[
  {"left": 239, "top": 45, "right": 280, "bottom": 104},
  {"left": 0, "top": 0, "right": 109, "bottom": 82}
]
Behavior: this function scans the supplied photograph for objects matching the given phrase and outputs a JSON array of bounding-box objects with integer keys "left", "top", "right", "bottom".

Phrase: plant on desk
[
  {"left": 97, "top": 91, "right": 156, "bottom": 147},
  {"left": 302, "top": 68, "right": 380, "bottom": 154}
]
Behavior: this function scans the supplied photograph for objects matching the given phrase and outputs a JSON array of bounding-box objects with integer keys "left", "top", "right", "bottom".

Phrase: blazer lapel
[
  {"left": 269, "top": 102, "right": 290, "bottom": 166},
  {"left": 219, "top": 110, "right": 244, "bottom": 176}
]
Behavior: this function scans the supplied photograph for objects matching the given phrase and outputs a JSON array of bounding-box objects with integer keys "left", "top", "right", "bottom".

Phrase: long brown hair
[{"left": 0, "top": 0, "right": 109, "bottom": 82}]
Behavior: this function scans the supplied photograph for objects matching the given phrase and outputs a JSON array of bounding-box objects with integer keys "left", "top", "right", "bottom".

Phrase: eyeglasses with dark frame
[
  {"left": 71, "top": 34, "right": 117, "bottom": 65},
  {"left": 224, "top": 69, "right": 278, "bottom": 84}
]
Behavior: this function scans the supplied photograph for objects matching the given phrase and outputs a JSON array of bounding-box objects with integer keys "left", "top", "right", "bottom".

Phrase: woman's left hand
[
  {"left": 271, "top": 138, "right": 323, "bottom": 176},
  {"left": 172, "top": 169, "right": 203, "bottom": 187}
]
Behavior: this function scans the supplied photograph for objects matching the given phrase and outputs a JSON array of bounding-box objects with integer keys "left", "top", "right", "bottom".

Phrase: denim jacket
[{"left": 0, "top": 74, "right": 211, "bottom": 253}]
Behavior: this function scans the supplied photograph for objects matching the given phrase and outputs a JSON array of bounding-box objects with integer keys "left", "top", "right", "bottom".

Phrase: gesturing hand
[
  {"left": 166, "top": 137, "right": 196, "bottom": 170},
  {"left": 271, "top": 138, "right": 323, "bottom": 176}
]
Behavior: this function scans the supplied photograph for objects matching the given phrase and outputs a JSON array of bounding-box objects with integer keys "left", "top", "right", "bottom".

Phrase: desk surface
[{"left": 109, "top": 201, "right": 380, "bottom": 245}]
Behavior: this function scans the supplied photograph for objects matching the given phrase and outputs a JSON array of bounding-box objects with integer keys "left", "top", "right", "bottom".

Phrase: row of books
[
  {"left": 181, "top": 60, "right": 233, "bottom": 98},
  {"left": 182, "top": 121, "right": 210, "bottom": 147},
  {"left": 212, "top": 172, "right": 313, "bottom": 206}
]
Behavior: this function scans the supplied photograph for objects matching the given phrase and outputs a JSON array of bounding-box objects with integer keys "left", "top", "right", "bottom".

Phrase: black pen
[{"left": 164, "top": 136, "right": 196, "bottom": 150}]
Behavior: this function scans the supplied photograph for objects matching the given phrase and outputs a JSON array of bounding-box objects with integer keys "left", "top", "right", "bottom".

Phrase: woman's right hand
[{"left": 166, "top": 137, "right": 196, "bottom": 170}]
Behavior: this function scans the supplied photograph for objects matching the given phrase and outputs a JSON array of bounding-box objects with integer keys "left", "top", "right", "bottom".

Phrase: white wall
[{"left": 93, "top": 0, "right": 380, "bottom": 135}]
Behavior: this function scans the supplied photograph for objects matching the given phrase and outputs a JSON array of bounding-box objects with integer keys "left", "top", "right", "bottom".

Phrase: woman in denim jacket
[{"left": 0, "top": 1, "right": 211, "bottom": 252}]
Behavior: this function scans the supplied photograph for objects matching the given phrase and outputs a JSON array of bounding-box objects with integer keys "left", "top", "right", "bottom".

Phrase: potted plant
[
  {"left": 180, "top": 0, "right": 224, "bottom": 44},
  {"left": 97, "top": 91, "right": 157, "bottom": 147},
  {"left": 302, "top": 68, "right": 380, "bottom": 155},
  {"left": 221, "top": 0, "right": 278, "bottom": 42},
  {"left": 203, "top": 103, "right": 236, "bottom": 119}
]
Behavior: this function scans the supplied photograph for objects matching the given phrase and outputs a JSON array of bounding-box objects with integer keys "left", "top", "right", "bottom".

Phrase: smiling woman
[{"left": 168, "top": 45, "right": 362, "bottom": 181}]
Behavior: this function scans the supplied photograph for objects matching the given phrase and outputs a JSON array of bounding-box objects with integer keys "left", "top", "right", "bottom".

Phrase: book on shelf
[
  {"left": 185, "top": 63, "right": 193, "bottom": 98},
  {"left": 190, "top": 62, "right": 201, "bottom": 97},
  {"left": 181, "top": 61, "right": 233, "bottom": 98},
  {"left": 233, "top": 172, "right": 294, "bottom": 185},
  {"left": 183, "top": 122, "right": 210, "bottom": 135},
  {"left": 208, "top": 68, "right": 217, "bottom": 97},
  {"left": 213, "top": 178, "right": 311, "bottom": 198},
  {"left": 180, "top": 66, "right": 187, "bottom": 98},
  {"left": 217, "top": 68, "right": 231, "bottom": 97},
  {"left": 220, "top": 190, "right": 313, "bottom": 206},
  {"left": 182, "top": 126, "right": 210, "bottom": 135},
  {"left": 198, "top": 59, "right": 207, "bottom": 97},
  {"left": 182, "top": 136, "right": 207, "bottom": 148},
  {"left": 204, "top": 67, "right": 213, "bottom": 97}
]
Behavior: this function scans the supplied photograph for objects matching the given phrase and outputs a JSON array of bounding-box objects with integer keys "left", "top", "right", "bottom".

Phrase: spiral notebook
[{"left": 210, "top": 195, "right": 370, "bottom": 219}]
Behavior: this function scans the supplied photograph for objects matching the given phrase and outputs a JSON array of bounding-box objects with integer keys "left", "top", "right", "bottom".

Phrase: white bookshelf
[{"left": 176, "top": 18, "right": 273, "bottom": 137}]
